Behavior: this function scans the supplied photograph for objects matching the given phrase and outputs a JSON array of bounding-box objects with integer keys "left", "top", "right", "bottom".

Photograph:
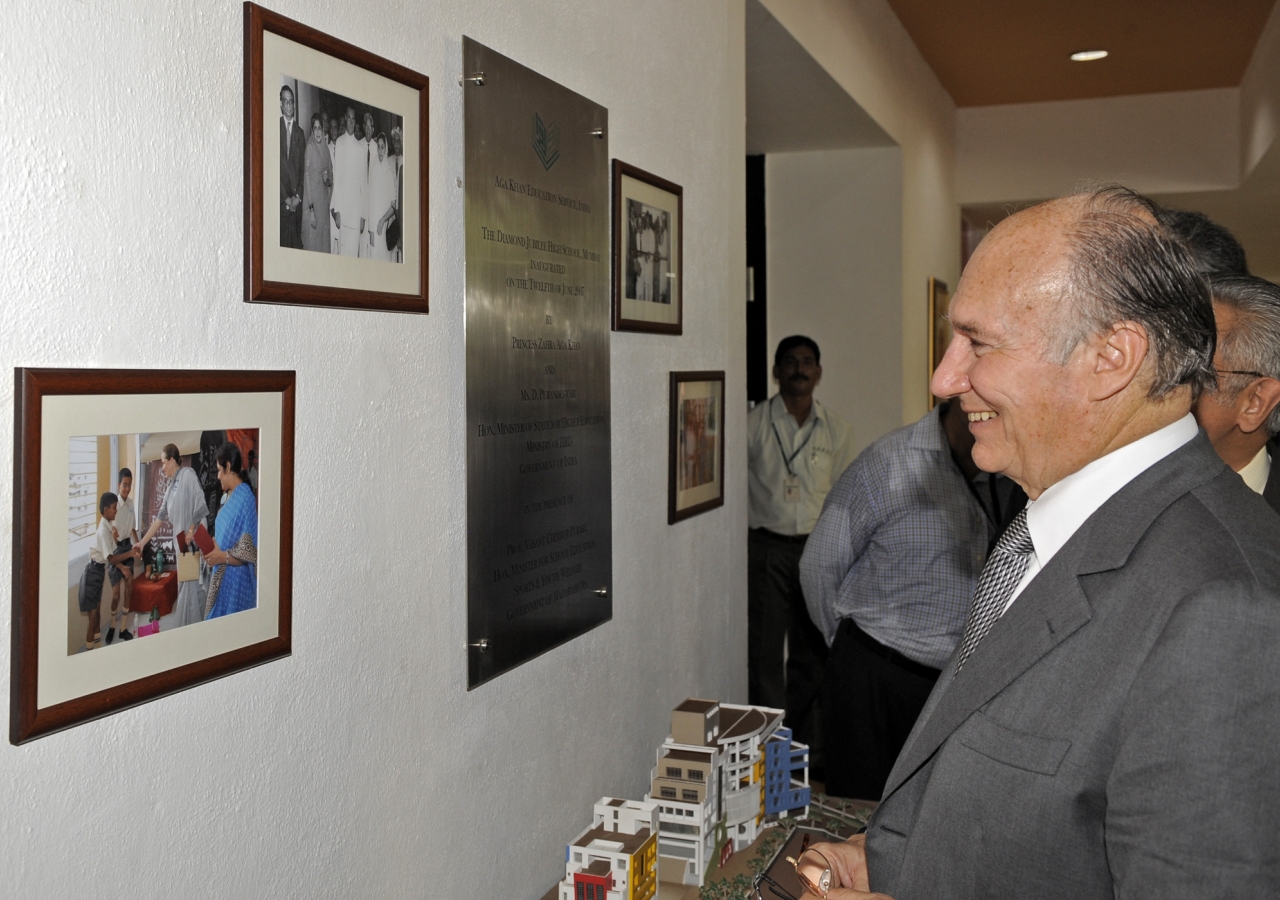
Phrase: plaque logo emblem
[{"left": 532, "top": 113, "right": 560, "bottom": 170}]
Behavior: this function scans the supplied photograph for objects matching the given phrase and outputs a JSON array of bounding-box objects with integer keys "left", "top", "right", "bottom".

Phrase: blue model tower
[{"left": 763, "top": 726, "right": 811, "bottom": 817}]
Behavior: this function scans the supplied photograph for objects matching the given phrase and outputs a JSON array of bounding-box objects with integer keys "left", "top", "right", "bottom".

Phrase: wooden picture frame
[
  {"left": 613, "top": 160, "right": 682, "bottom": 334},
  {"left": 669, "top": 371, "right": 725, "bottom": 523},
  {"left": 245, "top": 2, "right": 429, "bottom": 313},
  {"left": 927, "top": 277, "right": 952, "bottom": 410},
  {"left": 11, "top": 368, "right": 295, "bottom": 744}
]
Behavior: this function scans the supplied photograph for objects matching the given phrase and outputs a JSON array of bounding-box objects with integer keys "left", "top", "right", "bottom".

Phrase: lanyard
[{"left": 772, "top": 418, "right": 816, "bottom": 478}]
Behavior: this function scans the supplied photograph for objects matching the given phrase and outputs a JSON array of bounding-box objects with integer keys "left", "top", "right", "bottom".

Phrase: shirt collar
[
  {"left": 770, "top": 393, "right": 824, "bottom": 428},
  {"left": 1238, "top": 443, "right": 1271, "bottom": 495},
  {"left": 1025, "top": 413, "right": 1198, "bottom": 569}
]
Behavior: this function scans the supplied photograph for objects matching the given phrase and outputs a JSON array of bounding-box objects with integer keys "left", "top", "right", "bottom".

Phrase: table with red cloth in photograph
[{"left": 130, "top": 571, "right": 178, "bottom": 619}]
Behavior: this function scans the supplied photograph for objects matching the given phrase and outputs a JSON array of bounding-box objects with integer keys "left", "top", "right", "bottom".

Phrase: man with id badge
[{"left": 748, "top": 336, "right": 857, "bottom": 759}]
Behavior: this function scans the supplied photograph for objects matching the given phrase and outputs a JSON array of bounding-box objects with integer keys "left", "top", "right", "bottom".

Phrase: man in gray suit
[
  {"left": 813, "top": 186, "right": 1280, "bottom": 899},
  {"left": 1192, "top": 274, "right": 1280, "bottom": 512}
]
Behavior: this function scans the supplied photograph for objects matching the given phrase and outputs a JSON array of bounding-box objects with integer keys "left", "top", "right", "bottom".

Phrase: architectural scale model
[
  {"left": 550, "top": 699, "right": 810, "bottom": 897},
  {"left": 556, "top": 797, "right": 659, "bottom": 900},
  {"left": 646, "top": 698, "right": 810, "bottom": 887}
]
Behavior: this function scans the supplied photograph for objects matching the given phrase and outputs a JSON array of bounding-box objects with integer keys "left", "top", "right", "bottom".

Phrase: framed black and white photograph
[
  {"left": 669, "top": 371, "right": 725, "bottom": 523},
  {"left": 11, "top": 368, "right": 295, "bottom": 744},
  {"left": 245, "top": 2, "right": 429, "bottom": 313},
  {"left": 613, "top": 160, "right": 682, "bottom": 334}
]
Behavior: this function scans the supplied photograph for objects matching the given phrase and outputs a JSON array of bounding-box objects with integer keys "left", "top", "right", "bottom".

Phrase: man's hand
[{"left": 808, "top": 836, "right": 895, "bottom": 899}]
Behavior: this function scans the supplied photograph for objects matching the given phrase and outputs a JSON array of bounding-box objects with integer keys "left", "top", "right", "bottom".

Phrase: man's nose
[{"left": 930, "top": 339, "right": 969, "bottom": 399}]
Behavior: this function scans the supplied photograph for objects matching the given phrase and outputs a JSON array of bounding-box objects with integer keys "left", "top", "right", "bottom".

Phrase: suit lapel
[{"left": 882, "top": 433, "right": 1227, "bottom": 798}]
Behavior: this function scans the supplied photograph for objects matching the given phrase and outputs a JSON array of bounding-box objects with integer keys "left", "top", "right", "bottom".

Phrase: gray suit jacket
[{"left": 865, "top": 433, "right": 1280, "bottom": 899}]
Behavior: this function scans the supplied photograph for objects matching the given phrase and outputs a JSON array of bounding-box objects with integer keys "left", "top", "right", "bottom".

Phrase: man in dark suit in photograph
[
  {"left": 813, "top": 186, "right": 1280, "bottom": 899},
  {"left": 279, "top": 84, "right": 306, "bottom": 250},
  {"left": 1192, "top": 274, "right": 1280, "bottom": 513}
]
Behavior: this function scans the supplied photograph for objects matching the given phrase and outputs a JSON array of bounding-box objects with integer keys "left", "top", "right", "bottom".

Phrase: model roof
[
  {"left": 719, "top": 706, "right": 780, "bottom": 739},
  {"left": 583, "top": 859, "right": 612, "bottom": 877},
  {"left": 572, "top": 824, "right": 652, "bottom": 855},
  {"left": 675, "top": 698, "right": 718, "bottom": 713}
]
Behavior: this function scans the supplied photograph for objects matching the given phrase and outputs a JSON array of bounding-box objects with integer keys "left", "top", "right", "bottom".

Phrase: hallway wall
[
  {"left": 766, "top": 147, "right": 905, "bottom": 451},
  {"left": 0, "top": 2, "right": 747, "bottom": 897}
]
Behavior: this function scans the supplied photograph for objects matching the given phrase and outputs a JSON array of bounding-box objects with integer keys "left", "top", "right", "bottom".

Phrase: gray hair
[
  {"left": 1054, "top": 186, "right": 1217, "bottom": 400},
  {"left": 1210, "top": 275, "right": 1280, "bottom": 436}
]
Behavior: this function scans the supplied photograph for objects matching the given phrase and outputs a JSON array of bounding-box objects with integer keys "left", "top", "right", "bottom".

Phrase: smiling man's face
[{"left": 930, "top": 202, "right": 1099, "bottom": 497}]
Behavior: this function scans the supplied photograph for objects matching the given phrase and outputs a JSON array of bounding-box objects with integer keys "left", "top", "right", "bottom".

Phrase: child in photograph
[
  {"left": 111, "top": 468, "right": 139, "bottom": 643},
  {"left": 78, "top": 492, "right": 138, "bottom": 653}
]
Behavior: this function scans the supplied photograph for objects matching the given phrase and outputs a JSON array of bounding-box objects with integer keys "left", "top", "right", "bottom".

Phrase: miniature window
[
  {"left": 666, "top": 766, "right": 681, "bottom": 778},
  {"left": 687, "top": 768, "right": 704, "bottom": 781},
  {"left": 682, "top": 789, "right": 699, "bottom": 802},
  {"left": 660, "top": 787, "right": 677, "bottom": 799},
  {"left": 574, "top": 852, "right": 583, "bottom": 863},
  {"left": 576, "top": 884, "right": 584, "bottom": 900}
]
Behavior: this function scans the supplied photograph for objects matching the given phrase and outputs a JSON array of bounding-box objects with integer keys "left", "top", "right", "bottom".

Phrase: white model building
[
  {"left": 557, "top": 797, "right": 659, "bottom": 900},
  {"left": 645, "top": 698, "right": 811, "bottom": 887}
]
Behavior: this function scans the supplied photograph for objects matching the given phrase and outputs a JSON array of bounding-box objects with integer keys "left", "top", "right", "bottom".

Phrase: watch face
[{"left": 794, "top": 848, "right": 833, "bottom": 897}]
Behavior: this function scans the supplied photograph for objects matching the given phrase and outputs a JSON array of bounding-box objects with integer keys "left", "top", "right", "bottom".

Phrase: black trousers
[
  {"left": 747, "top": 529, "right": 829, "bottom": 753},
  {"left": 823, "top": 618, "right": 941, "bottom": 801}
]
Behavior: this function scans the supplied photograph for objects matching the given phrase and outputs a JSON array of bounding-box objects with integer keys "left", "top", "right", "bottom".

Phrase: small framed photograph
[
  {"left": 669, "top": 371, "right": 725, "bottom": 523},
  {"left": 10, "top": 368, "right": 295, "bottom": 744},
  {"left": 245, "top": 2, "right": 429, "bottom": 313},
  {"left": 613, "top": 160, "right": 682, "bottom": 334},
  {"left": 927, "top": 277, "right": 952, "bottom": 410}
]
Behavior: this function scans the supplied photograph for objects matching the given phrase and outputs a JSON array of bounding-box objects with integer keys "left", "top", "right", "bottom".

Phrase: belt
[
  {"left": 751, "top": 528, "right": 808, "bottom": 545},
  {"left": 840, "top": 619, "right": 941, "bottom": 680}
]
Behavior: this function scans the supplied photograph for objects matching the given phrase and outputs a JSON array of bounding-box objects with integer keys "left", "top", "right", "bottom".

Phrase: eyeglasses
[
  {"left": 751, "top": 847, "right": 834, "bottom": 900},
  {"left": 1217, "top": 368, "right": 1271, "bottom": 380}
]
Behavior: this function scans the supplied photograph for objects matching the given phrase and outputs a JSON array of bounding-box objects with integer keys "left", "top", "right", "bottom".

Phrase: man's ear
[
  {"left": 771, "top": 364, "right": 780, "bottom": 383},
  {"left": 1236, "top": 378, "right": 1280, "bottom": 436},
  {"left": 1088, "top": 322, "right": 1148, "bottom": 401}
]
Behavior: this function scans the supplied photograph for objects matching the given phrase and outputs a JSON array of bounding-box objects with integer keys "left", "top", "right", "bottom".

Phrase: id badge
[{"left": 784, "top": 475, "right": 800, "bottom": 503}]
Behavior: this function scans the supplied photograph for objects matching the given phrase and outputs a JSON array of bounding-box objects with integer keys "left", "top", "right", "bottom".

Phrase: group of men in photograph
[
  {"left": 279, "top": 84, "right": 402, "bottom": 260},
  {"left": 749, "top": 185, "right": 1280, "bottom": 898}
]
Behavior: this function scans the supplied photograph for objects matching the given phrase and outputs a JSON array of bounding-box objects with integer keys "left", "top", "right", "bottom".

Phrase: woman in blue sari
[{"left": 204, "top": 442, "right": 258, "bottom": 619}]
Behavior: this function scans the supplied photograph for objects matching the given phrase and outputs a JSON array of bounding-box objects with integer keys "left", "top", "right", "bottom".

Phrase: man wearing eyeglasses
[{"left": 1192, "top": 274, "right": 1280, "bottom": 511}]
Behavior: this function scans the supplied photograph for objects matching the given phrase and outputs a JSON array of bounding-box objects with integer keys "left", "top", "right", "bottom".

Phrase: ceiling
[
  {"left": 885, "top": 0, "right": 1277, "bottom": 106},
  {"left": 745, "top": 0, "right": 894, "bottom": 153}
]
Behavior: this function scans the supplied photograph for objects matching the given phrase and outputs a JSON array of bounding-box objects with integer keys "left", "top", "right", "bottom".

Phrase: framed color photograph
[
  {"left": 927, "top": 277, "right": 952, "bottom": 410},
  {"left": 245, "top": 2, "right": 429, "bottom": 313},
  {"left": 669, "top": 371, "right": 725, "bottom": 523},
  {"left": 613, "top": 160, "right": 682, "bottom": 334},
  {"left": 11, "top": 368, "right": 295, "bottom": 744}
]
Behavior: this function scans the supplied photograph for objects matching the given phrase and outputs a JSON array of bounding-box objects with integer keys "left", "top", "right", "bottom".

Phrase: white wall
[
  {"left": 766, "top": 148, "right": 904, "bottom": 451},
  {"left": 760, "top": 0, "right": 958, "bottom": 426},
  {"left": 0, "top": 2, "right": 746, "bottom": 897},
  {"left": 957, "top": 88, "right": 1242, "bottom": 204}
]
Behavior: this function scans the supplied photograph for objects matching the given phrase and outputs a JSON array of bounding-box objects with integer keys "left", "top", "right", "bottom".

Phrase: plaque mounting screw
[
  {"left": 461, "top": 72, "right": 486, "bottom": 87},
  {"left": 591, "top": 128, "right": 604, "bottom": 139},
  {"left": 469, "top": 638, "right": 491, "bottom": 653},
  {"left": 595, "top": 587, "right": 609, "bottom": 597}
]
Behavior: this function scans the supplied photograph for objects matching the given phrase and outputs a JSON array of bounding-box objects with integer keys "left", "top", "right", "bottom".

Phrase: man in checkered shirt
[{"left": 800, "top": 399, "right": 1023, "bottom": 800}]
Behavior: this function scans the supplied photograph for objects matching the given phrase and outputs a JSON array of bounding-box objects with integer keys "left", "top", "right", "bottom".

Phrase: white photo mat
[
  {"left": 618, "top": 172, "right": 680, "bottom": 325},
  {"left": 37, "top": 392, "right": 284, "bottom": 709},
  {"left": 262, "top": 31, "right": 421, "bottom": 296},
  {"left": 674, "top": 378, "right": 722, "bottom": 510}
]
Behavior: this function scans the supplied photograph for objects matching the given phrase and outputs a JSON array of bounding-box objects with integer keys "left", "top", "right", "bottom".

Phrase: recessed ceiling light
[{"left": 1070, "top": 50, "right": 1109, "bottom": 62}]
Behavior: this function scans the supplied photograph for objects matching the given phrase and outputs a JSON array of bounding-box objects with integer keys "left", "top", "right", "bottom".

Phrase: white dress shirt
[
  {"left": 1238, "top": 444, "right": 1271, "bottom": 495},
  {"left": 1005, "top": 413, "right": 1199, "bottom": 612},
  {"left": 747, "top": 394, "right": 857, "bottom": 535}
]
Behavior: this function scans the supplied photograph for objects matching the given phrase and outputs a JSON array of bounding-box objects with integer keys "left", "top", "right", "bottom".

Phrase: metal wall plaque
[{"left": 463, "top": 38, "right": 611, "bottom": 688}]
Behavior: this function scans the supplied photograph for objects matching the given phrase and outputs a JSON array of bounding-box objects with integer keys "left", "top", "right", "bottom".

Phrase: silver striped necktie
[{"left": 955, "top": 508, "right": 1035, "bottom": 674}]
